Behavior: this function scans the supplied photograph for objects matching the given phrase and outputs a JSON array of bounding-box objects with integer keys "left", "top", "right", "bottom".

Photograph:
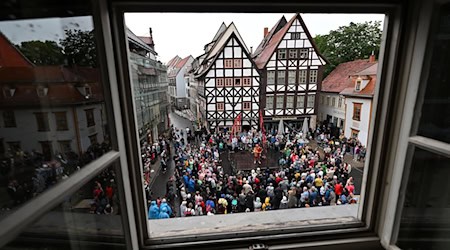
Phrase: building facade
[
  {"left": 0, "top": 33, "right": 107, "bottom": 160},
  {"left": 319, "top": 57, "right": 377, "bottom": 132},
  {"left": 166, "top": 55, "right": 194, "bottom": 110},
  {"left": 253, "top": 13, "right": 327, "bottom": 131},
  {"left": 185, "top": 70, "right": 202, "bottom": 124},
  {"left": 341, "top": 63, "right": 378, "bottom": 146},
  {"left": 194, "top": 23, "right": 261, "bottom": 131},
  {"left": 127, "top": 28, "right": 169, "bottom": 144}
]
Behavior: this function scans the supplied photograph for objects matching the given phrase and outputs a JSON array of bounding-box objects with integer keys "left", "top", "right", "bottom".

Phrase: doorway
[{"left": 40, "top": 141, "right": 53, "bottom": 161}]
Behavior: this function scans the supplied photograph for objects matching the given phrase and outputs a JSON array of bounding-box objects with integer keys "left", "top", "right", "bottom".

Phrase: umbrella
[
  {"left": 302, "top": 117, "right": 309, "bottom": 139},
  {"left": 277, "top": 119, "right": 284, "bottom": 135}
]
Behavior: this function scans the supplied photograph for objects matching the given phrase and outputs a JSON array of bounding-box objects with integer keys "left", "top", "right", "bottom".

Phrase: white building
[
  {"left": 194, "top": 22, "right": 261, "bottom": 131},
  {"left": 340, "top": 63, "right": 378, "bottom": 146},
  {"left": 167, "top": 55, "right": 194, "bottom": 110},
  {"left": 319, "top": 57, "right": 377, "bottom": 132}
]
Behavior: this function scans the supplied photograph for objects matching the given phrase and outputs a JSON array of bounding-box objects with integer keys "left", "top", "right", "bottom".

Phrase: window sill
[{"left": 148, "top": 204, "right": 360, "bottom": 243}]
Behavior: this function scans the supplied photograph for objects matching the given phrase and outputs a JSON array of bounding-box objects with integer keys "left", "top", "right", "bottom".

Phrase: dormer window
[
  {"left": 76, "top": 84, "right": 92, "bottom": 98},
  {"left": 355, "top": 77, "right": 362, "bottom": 91},
  {"left": 37, "top": 86, "right": 48, "bottom": 97},
  {"left": 84, "top": 86, "right": 92, "bottom": 98},
  {"left": 3, "top": 87, "right": 15, "bottom": 98}
]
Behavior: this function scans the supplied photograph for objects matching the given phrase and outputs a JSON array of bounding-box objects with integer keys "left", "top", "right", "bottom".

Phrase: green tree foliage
[
  {"left": 60, "top": 29, "right": 97, "bottom": 67},
  {"left": 17, "top": 40, "right": 64, "bottom": 65},
  {"left": 314, "top": 21, "right": 382, "bottom": 77}
]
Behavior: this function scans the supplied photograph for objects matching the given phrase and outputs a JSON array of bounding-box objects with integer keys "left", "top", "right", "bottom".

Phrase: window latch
[{"left": 249, "top": 243, "right": 268, "bottom": 250}]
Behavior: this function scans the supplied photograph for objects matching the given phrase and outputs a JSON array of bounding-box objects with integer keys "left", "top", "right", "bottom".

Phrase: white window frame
[
  {"left": 299, "top": 69, "right": 307, "bottom": 83},
  {"left": 299, "top": 48, "right": 308, "bottom": 59},
  {"left": 278, "top": 49, "right": 286, "bottom": 59},
  {"left": 309, "top": 69, "right": 318, "bottom": 83}
]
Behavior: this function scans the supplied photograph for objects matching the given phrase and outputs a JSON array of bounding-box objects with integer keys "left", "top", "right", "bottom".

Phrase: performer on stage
[{"left": 253, "top": 143, "right": 263, "bottom": 165}]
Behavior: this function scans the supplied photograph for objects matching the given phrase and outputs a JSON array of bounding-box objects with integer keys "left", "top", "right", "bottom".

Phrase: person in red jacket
[{"left": 334, "top": 181, "right": 344, "bottom": 202}]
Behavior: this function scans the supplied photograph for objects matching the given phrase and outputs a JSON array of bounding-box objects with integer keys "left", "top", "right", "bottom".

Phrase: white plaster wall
[
  {"left": 0, "top": 103, "right": 105, "bottom": 155},
  {"left": 318, "top": 93, "right": 346, "bottom": 121},
  {"left": 344, "top": 97, "right": 372, "bottom": 146}
]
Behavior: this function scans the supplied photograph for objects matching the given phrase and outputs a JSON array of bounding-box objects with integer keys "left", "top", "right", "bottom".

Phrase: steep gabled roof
[
  {"left": 167, "top": 55, "right": 181, "bottom": 68},
  {"left": 195, "top": 23, "right": 252, "bottom": 78},
  {"left": 322, "top": 59, "right": 377, "bottom": 93},
  {"left": 212, "top": 22, "right": 227, "bottom": 42},
  {"left": 252, "top": 16, "right": 287, "bottom": 58},
  {"left": 137, "top": 36, "right": 154, "bottom": 47},
  {"left": 254, "top": 13, "right": 328, "bottom": 69},
  {"left": 205, "top": 22, "right": 250, "bottom": 61},
  {"left": 168, "top": 55, "right": 193, "bottom": 77},
  {"left": 126, "top": 27, "right": 155, "bottom": 54},
  {"left": 0, "top": 32, "right": 34, "bottom": 68},
  {"left": 353, "top": 63, "right": 378, "bottom": 76},
  {"left": 340, "top": 62, "right": 378, "bottom": 98}
]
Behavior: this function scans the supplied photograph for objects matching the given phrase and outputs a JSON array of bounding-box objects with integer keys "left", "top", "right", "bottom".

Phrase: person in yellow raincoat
[{"left": 261, "top": 197, "right": 272, "bottom": 211}]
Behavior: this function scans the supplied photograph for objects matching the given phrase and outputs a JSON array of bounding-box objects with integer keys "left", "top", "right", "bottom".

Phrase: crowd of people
[
  {"left": 148, "top": 122, "right": 363, "bottom": 219},
  {"left": 2, "top": 141, "right": 111, "bottom": 212}
]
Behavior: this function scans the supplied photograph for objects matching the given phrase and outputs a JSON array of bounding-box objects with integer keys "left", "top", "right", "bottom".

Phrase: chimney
[
  {"left": 264, "top": 27, "right": 269, "bottom": 38},
  {"left": 369, "top": 50, "right": 376, "bottom": 62},
  {"left": 149, "top": 27, "right": 153, "bottom": 38}
]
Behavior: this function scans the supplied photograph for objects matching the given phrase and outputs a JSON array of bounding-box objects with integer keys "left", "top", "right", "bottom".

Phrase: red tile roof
[
  {"left": 0, "top": 32, "right": 34, "bottom": 68},
  {"left": 254, "top": 16, "right": 295, "bottom": 69},
  {"left": 0, "top": 66, "right": 103, "bottom": 107},
  {"left": 137, "top": 36, "right": 154, "bottom": 46},
  {"left": 253, "top": 16, "right": 287, "bottom": 58},
  {"left": 167, "top": 55, "right": 181, "bottom": 68},
  {"left": 167, "top": 56, "right": 192, "bottom": 77},
  {"left": 322, "top": 59, "right": 377, "bottom": 93},
  {"left": 339, "top": 63, "right": 378, "bottom": 98}
]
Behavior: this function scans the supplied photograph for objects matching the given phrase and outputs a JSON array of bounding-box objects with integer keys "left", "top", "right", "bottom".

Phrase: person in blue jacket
[
  {"left": 158, "top": 206, "right": 170, "bottom": 219},
  {"left": 187, "top": 177, "right": 196, "bottom": 193},
  {"left": 159, "top": 198, "right": 172, "bottom": 217},
  {"left": 148, "top": 200, "right": 160, "bottom": 219}
]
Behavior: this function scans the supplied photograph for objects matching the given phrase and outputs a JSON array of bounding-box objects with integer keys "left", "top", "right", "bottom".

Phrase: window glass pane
[
  {"left": 277, "top": 70, "right": 285, "bottom": 84},
  {"left": 298, "top": 95, "right": 305, "bottom": 108},
  {"left": 416, "top": 4, "right": 450, "bottom": 143},
  {"left": 396, "top": 148, "right": 450, "bottom": 250},
  {"left": 124, "top": 12, "right": 384, "bottom": 244},
  {"left": 286, "top": 96, "right": 294, "bottom": 108},
  {"left": 3, "top": 165, "right": 126, "bottom": 250},
  {"left": 266, "top": 96, "right": 274, "bottom": 108},
  {"left": 288, "top": 70, "right": 296, "bottom": 84},
  {"left": 299, "top": 70, "right": 307, "bottom": 83},
  {"left": 0, "top": 3, "right": 113, "bottom": 217},
  {"left": 307, "top": 94, "right": 315, "bottom": 108},
  {"left": 309, "top": 70, "right": 318, "bottom": 83},
  {"left": 276, "top": 95, "right": 284, "bottom": 109}
]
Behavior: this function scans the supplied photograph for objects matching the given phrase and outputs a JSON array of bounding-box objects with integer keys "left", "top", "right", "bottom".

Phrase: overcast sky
[
  {"left": 0, "top": 13, "right": 384, "bottom": 64},
  {"left": 0, "top": 16, "right": 93, "bottom": 45},
  {"left": 125, "top": 13, "right": 385, "bottom": 63}
]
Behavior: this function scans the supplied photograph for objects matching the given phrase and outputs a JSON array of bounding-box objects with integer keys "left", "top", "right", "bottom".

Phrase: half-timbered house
[
  {"left": 253, "top": 13, "right": 328, "bottom": 131},
  {"left": 194, "top": 23, "right": 261, "bottom": 132}
]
